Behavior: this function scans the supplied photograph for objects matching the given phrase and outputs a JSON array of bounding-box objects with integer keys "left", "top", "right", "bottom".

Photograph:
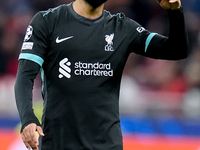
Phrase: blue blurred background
[{"left": 0, "top": 0, "right": 200, "bottom": 149}]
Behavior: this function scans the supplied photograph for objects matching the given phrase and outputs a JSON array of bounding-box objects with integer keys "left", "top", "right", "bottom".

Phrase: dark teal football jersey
[{"left": 16, "top": 2, "right": 188, "bottom": 150}]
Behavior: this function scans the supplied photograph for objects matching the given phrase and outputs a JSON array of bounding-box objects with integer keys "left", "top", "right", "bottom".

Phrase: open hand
[
  {"left": 157, "top": 0, "right": 181, "bottom": 10},
  {"left": 21, "top": 123, "right": 45, "bottom": 150}
]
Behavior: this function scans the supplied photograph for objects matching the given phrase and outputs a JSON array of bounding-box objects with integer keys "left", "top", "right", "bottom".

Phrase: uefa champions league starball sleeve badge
[{"left": 24, "top": 25, "right": 33, "bottom": 42}]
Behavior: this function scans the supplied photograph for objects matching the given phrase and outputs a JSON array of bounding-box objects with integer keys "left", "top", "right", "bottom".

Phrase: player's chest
[{"left": 48, "top": 23, "right": 119, "bottom": 60}]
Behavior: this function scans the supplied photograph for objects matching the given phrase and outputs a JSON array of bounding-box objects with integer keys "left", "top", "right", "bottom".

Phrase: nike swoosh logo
[{"left": 56, "top": 36, "right": 73, "bottom": 43}]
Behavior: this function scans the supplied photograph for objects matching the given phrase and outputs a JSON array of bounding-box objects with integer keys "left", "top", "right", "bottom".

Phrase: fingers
[
  {"left": 21, "top": 123, "right": 41, "bottom": 150},
  {"left": 169, "top": 0, "right": 179, "bottom": 2},
  {"left": 22, "top": 131, "right": 39, "bottom": 150},
  {"left": 21, "top": 134, "right": 32, "bottom": 150},
  {"left": 36, "top": 126, "right": 45, "bottom": 137},
  {"left": 169, "top": 0, "right": 181, "bottom": 10},
  {"left": 168, "top": 0, "right": 180, "bottom": 4},
  {"left": 157, "top": 0, "right": 181, "bottom": 10}
]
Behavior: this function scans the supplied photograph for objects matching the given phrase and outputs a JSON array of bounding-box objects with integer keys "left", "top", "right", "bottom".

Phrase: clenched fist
[{"left": 157, "top": 0, "right": 181, "bottom": 10}]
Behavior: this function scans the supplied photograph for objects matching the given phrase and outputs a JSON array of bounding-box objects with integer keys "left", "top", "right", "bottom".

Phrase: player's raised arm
[{"left": 130, "top": 0, "right": 189, "bottom": 60}]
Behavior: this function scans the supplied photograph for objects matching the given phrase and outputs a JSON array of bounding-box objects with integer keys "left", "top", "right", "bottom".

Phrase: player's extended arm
[{"left": 15, "top": 59, "right": 44, "bottom": 150}]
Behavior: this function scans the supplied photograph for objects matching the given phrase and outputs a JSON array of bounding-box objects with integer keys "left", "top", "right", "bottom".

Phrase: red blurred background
[{"left": 1, "top": 0, "right": 200, "bottom": 149}]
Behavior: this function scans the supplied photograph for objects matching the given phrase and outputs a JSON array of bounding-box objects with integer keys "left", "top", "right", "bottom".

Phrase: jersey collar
[{"left": 68, "top": 3, "right": 105, "bottom": 25}]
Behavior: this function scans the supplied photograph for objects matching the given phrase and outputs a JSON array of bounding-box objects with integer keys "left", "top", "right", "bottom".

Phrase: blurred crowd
[{"left": 0, "top": 0, "right": 200, "bottom": 118}]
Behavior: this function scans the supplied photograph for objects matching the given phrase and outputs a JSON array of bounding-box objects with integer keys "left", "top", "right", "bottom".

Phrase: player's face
[{"left": 84, "top": 0, "right": 107, "bottom": 8}]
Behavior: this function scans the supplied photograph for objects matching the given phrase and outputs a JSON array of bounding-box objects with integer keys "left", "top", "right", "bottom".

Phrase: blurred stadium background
[{"left": 0, "top": 0, "right": 200, "bottom": 149}]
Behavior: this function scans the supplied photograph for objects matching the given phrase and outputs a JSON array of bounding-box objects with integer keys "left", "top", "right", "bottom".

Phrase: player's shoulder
[
  {"left": 104, "top": 10, "right": 126, "bottom": 20},
  {"left": 31, "top": 4, "right": 71, "bottom": 25},
  {"left": 31, "top": 3, "right": 70, "bottom": 22},
  {"left": 41, "top": 4, "right": 69, "bottom": 18},
  {"left": 35, "top": 3, "right": 70, "bottom": 20},
  {"left": 104, "top": 10, "right": 138, "bottom": 27}
]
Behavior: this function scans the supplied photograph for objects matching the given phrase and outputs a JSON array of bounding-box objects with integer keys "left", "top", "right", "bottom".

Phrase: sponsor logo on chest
[{"left": 58, "top": 58, "right": 114, "bottom": 79}]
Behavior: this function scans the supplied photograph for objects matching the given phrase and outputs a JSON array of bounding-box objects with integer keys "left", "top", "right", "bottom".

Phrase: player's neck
[{"left": 73, "top": 0, "right": 104, "bottom": 19}]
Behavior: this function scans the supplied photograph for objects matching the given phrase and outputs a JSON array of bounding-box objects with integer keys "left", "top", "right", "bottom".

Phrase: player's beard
[{"left": 84, "top": 0, "right": 107, "bottom": 8}]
